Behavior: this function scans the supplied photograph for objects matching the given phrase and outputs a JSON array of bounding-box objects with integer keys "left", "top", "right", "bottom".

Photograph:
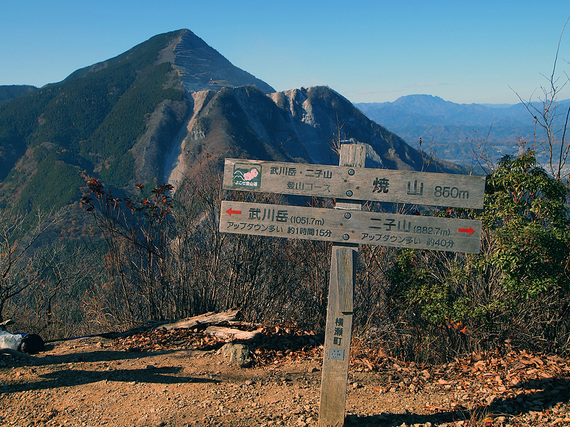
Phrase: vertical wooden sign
[{"left": 319, "top": 144, "right": 366, "bottom": 426}]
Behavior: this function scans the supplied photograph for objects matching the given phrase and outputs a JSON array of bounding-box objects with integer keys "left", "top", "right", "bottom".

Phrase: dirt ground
[{"left": 1, "top": 328, "right": 570, "bottom": 427}]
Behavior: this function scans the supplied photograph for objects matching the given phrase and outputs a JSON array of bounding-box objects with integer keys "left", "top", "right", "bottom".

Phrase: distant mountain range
[
  {"left": 0, "top": 29, "right": 457, "bottom": 216},
  {"left": 357, "top": 95, "right": 570, "bottom": 166}
]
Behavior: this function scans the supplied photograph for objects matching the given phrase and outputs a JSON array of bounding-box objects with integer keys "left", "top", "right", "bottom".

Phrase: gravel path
[{"left": 1, "top": 334, "right": 569, "bottom": 426}]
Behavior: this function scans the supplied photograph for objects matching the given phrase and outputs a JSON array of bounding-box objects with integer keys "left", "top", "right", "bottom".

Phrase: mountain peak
[
  {"left": 173, "top": 29, "right": 275, "bottom": 94},
  {"left": 395, "top": 94, "right": 446, "bottom": 102},
  {"left": 393, "top": 94, "right": 452, "bottom": 111},
  {"left": 0, "top": 29, "right": 457, "bottom": 217}
]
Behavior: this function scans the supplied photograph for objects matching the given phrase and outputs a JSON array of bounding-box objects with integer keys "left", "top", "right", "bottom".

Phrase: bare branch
[{"left": 509, "top": 17, "right": 570, "bottom": 181}]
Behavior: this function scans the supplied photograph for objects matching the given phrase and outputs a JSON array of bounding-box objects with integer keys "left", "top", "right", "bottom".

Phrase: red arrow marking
[
  {"left": 226, "top": 208, "right": 242, "bottom": 216},
  {"left": 458, "top": 227, "right": 475, "bottom": 235}
]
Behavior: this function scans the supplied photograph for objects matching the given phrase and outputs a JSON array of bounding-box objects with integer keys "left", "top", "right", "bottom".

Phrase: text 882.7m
[{"left": 412, "top": 226, "right": 451, "bottom": 236}]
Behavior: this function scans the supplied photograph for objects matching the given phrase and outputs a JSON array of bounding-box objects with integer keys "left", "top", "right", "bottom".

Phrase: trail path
[{"left": 1, "top": 327, "right": 569, "bottom": 426}]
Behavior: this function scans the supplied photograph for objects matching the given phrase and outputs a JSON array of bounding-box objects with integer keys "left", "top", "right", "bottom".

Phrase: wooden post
[{"left": 319, "top": 144, "right": 366, "bottom": 427}]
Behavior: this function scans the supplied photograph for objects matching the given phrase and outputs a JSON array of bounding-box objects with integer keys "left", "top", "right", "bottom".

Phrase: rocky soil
[{"left": 1, "top": 326, "right": 569, "bottom": 426}]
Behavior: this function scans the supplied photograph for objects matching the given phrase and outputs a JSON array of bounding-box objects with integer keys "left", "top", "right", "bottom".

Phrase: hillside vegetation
[
  {"left": 0, "top": 85, "right": 37, "bottom": 105},
  {"left": 0, "top": 31, "right": 187, "bottom": 212},
  {"left": 0, "top": 30, "right": 464, "bottom": 219}
]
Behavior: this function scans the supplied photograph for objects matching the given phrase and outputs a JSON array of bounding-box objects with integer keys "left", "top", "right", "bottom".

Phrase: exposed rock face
[
  {"left": 132, "top": 99, "right": 188, "bottom": 184},
  {"left": 128, "top": 30, "right": 462, "bottom": 191},
  {"left": 173, "top": 29, "right": 275, "bottom": 94},
  {"left": 0, "top": 28, "right": 463, "bottom": 215},
  {"left": 166, "top": 85, "right": 461, "bottom": 190}
]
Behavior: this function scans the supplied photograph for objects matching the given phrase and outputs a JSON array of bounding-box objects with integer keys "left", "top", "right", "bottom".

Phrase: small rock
[{"left": 218, "top": 343, "right": 252, "bottom": 367}]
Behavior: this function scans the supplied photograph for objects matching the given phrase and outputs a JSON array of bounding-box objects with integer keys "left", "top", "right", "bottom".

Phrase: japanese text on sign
[
  {"left": 220, "top": 201, "right": 482, "bottom": 253},
  {"left": 223, "top": 159, "right": 485, "bottom": 209}
]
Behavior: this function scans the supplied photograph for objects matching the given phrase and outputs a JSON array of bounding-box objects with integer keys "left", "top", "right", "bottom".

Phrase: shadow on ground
[
  {"left": 346, "top": 377, "right": 570, "bottom": 426},
  {"left": 1, "top": 364, "right": 220, "bottom": 394}
]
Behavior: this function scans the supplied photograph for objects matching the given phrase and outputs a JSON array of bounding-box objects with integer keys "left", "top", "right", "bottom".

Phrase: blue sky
[{"left": 1, "top": 1, "right": 569, "bottom": 104}]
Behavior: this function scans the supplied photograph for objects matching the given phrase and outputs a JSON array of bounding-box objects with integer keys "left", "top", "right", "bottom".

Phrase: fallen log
[
  {"left": 205, "top": 326, "right": 262, "bottom": 341},
  {"left": 160, "top": 309, "right": 241, "bottom": 331}
]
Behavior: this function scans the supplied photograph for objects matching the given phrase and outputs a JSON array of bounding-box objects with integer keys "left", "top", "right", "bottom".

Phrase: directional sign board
[
  {"left": 220, "top": 145, "right": 484, "bottom": 427},
  {"left": 220, "top": 201, "right": 482, "bottom": 253},
  {"left": 223, "top": 158, "right": 486, "bottom": 209}
]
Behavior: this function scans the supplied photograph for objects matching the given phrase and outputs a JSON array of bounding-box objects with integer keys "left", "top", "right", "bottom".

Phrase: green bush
[
  {"left": 382, "top": 150, "right": 570, "bottom": 361},
  {"left": 483, "top": 151, "right": 569, "bottom": 299}
]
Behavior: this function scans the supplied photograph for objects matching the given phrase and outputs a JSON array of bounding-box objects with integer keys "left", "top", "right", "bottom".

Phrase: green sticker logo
[{"left": 233, "top": 163, "right": 262, "bottom": 188}]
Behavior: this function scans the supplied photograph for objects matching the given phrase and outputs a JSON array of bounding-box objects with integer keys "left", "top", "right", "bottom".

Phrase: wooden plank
[
  {"left": 160, "top": 309, "right": 241, "bottom": 330},
  {"left": 203, "top": 326, "right": 261, "bottom": 341},
  {"left": 319, "top": 143, "right": 365, "bottom": 427},
  {"left": 223, "top": 158, "right": 485, "bottom": 209},
  {"left": 219, "top": 200, "right": 482, "bottom": 253}
]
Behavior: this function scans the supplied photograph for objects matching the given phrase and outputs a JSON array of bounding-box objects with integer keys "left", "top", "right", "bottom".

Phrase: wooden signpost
[{"left": 219, "top": 144, "right": 485, "bottom": 426}]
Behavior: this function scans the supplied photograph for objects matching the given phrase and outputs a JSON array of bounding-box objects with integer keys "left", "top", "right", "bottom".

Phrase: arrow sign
[
  {"left": 458, "top": 227, "right": 475, "bottom": 235},
  {"left": 226, "top": 208, "right": 242, "bottom": 216},
  {"left": 220, "top": 201, "right": 482, "bottom": 253}
]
